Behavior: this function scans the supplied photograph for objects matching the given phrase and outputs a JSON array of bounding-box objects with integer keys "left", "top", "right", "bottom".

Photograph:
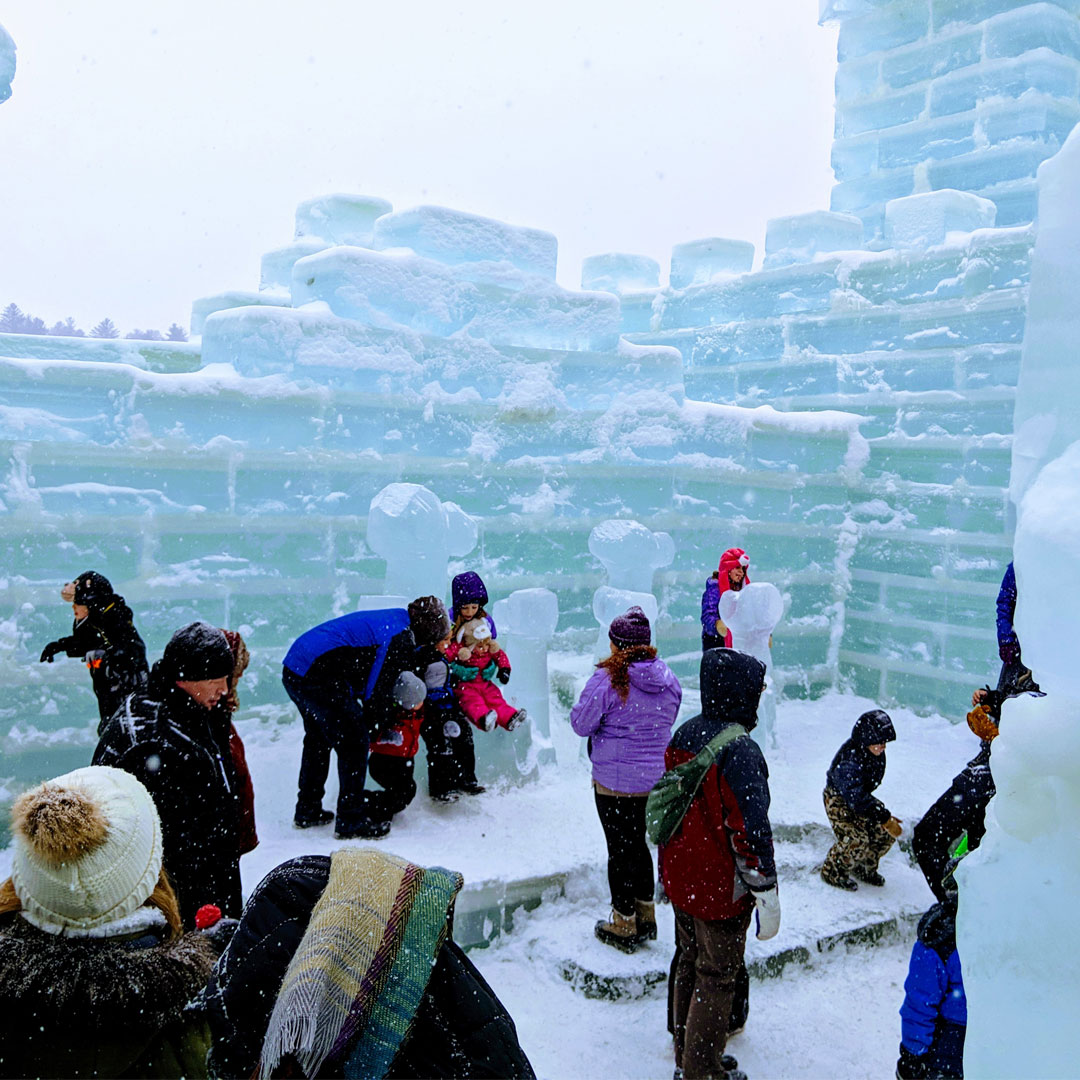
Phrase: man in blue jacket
[
  {"left": 897, "top": 898, "right": 966, "bottom": 1079},
  {"left": 282, "top": 597, "right": 448, "bottom": 839}
]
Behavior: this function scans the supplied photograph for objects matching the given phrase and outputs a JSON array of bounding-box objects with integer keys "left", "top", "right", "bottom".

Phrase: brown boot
[
  {"left": 634, "top": 899, "right": 657, "bottom": 942},
  {"left": 594, "top": 908, "right": 639, "bottom": 953}
]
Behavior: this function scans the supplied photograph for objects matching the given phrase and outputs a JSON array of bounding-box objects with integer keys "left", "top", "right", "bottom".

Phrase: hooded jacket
[
  {"left": 900, "top": 900, "right": 967, "bottom": 1056},
  {"left": 659, "top": 649, "right": 776, "bottom": 920},
  {"left": 700, "top": 549, "right": 751, "bottom": 649},
  {"left": 825, "top": 710, "right": 897, "bottom": 824},
  {"left": 50, "top": 591, "right": 149, "bottom": 731},
  {"left": 93, "top": 665, "right": 243, "bottom": 927},
  {"left": 570, "top": 657, "right": 682, "bottom": 793},
  {"left": 0, "top": 912, "right": 214, "bottom": 1079}
]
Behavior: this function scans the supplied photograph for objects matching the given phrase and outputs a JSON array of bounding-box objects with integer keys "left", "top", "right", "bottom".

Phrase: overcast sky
[{"left": 0, "top": 2, "right": 838, "bottom": 334}]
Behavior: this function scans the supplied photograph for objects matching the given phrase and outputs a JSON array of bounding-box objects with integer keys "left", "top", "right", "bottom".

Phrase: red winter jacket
[
  {"left": 369, "top": 707, "right": 424, "bottom": 759},
  {"left": 660, "top": 649, "right": 776, "bottom": 920}
]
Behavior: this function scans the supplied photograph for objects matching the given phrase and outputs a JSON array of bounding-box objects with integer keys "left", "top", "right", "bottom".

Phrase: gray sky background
[{"left": 0, "top": 2, "right": 838, "bottom": 334}]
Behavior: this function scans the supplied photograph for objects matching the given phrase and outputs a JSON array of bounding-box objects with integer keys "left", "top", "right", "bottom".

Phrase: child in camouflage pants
[{"left": 820, "top": 710, "right": 903, "bottom": 891}]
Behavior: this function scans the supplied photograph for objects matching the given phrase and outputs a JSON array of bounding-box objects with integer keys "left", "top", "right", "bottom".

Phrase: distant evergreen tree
[
  {"left": 60, "top": 316, "right": 85, "bottom": 337},
  {"left": 166, "top": 323, "right": 188, "bottom": 342},
  {"left": 125, "top": 328, "right": 164, "bottom": 340},
  {"left": 25, "top": 316, "right": 47, "bottom": 334},
  {"left": 0, "top": 302, "right": 26, "bottom": 332},
  {"left": 90, "top": 317, "right": 119, "bottom": 339}
]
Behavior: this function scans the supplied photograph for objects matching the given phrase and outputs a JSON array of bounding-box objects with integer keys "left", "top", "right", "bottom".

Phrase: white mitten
[{"left": 753, "top": 887, "right": 780, "bottom": 941}]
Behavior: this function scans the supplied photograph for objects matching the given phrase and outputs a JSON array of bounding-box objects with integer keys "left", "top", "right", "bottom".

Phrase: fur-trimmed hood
[{"left": 0, "top": 913, "right": 214, "bottom": 1077}]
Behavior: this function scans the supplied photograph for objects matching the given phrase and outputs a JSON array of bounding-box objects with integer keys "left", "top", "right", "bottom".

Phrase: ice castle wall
[{"left": 2, "top": 2, "right": 1077, "bottom": 797}]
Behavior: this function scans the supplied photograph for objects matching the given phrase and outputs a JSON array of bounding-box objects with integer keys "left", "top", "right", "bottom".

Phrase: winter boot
[
  {"left": 293, "top": 809, "right": 334, "bottom": 829},
  {"left": 335, "top": 818, "right": 391, "bottom": 841},
  {"left": 459, "top": 780, "right": 487, "bottom": 796},
  {"left": 482, "top": 710, "right": 498, "bottom": 732},
  {"left": 820, "top": 866, "right": 858, "bottom": 892},
  {"left": 506, "top": 708, "right": 527, "bottom": 731},
  {"left": 634, "top": 899, "right": 657, "bottom": 941},
  {"left": 852, "top": 867, "right": 886, "bottom": 887},
  {"left": 594, "top": 908, "right": 639, "bottom": 953}
]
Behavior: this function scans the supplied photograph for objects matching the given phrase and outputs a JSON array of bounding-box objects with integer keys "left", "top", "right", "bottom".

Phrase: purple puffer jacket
[{"left": 570, "top": 658, "right": 682, "bottom": 793}]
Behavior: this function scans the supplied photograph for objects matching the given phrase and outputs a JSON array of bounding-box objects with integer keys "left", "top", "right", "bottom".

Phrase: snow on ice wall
[
  {"left": 2, "top": 2, "right": 1078, "bottom": 799},
  {"left": 957, "top": 124, "right": 1080, "bottom": 1079}
]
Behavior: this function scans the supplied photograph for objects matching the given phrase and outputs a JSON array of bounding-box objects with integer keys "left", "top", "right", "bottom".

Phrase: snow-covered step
[{"left": 519, "top": 850, "right": 930, "bottom": 1000}]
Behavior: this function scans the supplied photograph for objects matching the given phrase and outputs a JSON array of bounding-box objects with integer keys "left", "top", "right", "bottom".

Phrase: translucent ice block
[
  {"left": 294, "top": 193, "right": 392, "bottom": 247},
  {"left": 190, "top": 290, "right": 290, "bottom": 336},
  {"left": 580, "top": 253, "right": 660, "bottom": 293},
  {"left": 260, "top": 238, "right": 330, "bottom": 291},
  {"left": 0, "top": 22, "right": 14, "bottom": 103},
  {"left": 884, "top": 189, "right": 997, "bottom": 248},
  {"left": 983, "top": 2, "right": 1080, "bottom": 63},
  {"left": 372, "top": 205, "right": 558, "bottom": 279},
  {"left": 669, "top": 238, "right": 755, "bottom": 289},
  {"left": 836, "top": 1, "right": 930, "bottom": 62},
  {"left": 764, "top": 211, "right": 865, "bottom": 268}
]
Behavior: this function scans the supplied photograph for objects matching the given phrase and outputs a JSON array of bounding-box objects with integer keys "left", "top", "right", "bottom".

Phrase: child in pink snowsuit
[{"left": 445, "top": 618, "right": 526, "bottom": 733}]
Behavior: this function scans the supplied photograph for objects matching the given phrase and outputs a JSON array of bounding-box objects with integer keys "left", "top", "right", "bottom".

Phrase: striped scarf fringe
[{"left": 259, "top": 849, "right": 462, "bottom": 1080}]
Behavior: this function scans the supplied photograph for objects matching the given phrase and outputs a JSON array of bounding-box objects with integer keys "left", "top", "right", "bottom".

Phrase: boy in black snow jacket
[
  {"left": 821, "top": 709, "right": 901, "bottom": 891},
  {"left": 39, "top": 570, "right": 148, "bottom": 730}
]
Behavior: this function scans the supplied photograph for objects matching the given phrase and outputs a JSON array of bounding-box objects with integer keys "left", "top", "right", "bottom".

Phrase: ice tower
[
  {"left": 0, "top": 23, "right": 14, "bottom": 104},
  {"left": 1, "top": 2, "right": 1079, "bottom": 807}
]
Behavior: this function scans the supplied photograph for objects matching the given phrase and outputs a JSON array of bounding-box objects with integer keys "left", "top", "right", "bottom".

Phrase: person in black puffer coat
[
  {"left": 195, "top": 853, "right": 535, "bottom": 1079},
  {"left": 93, "top": 622, "right": 243, "bottom": 928},
  {"left": 39, "top": 570, "right": 149, "bottom": 731},
  {"left": 821, "top": 709, "right": 901, "bottom": 891}
]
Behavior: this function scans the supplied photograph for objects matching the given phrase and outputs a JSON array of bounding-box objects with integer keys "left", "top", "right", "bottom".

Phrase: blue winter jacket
[
  {"left": 901, "top": 902, "right": 967, "bottom": 1055},
  {"left": 996, "top": 562, "right": 1019, "bottom": 660}
]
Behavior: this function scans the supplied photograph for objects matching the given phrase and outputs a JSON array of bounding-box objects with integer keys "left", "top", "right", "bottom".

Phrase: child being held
[{"left": 445, "top": 618, "right": 526, "bottom": 733}]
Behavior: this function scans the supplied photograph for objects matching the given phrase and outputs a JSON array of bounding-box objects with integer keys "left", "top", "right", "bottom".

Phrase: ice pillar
[{"left": 956, "top": 123, "right": 1080, "bottom": 1079}]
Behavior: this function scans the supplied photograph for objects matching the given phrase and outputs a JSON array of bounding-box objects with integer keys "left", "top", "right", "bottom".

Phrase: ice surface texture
[
  {"left": 822, "top": 1, "right": 1080, "bottom": 239},
  {"left": 0, "top": 23, "right": 13, "bottom": 103}
]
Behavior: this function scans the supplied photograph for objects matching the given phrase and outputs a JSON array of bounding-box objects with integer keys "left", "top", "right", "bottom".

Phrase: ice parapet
[
  {"left": 669, "top": 238, "right": 755, "bottom": 289},
  {"left": 290, "top": 246, "right": 621, "bottom": 351},
  {"left": 884, "top": 189, "right": 997, "bottom": 248},
  {"left": 372, "top": 205, "right": 558, "bottom": 280},
  {"left": 295, "top": 194, "right": 392, "bottom": 248},
  {"left": 764, "top": 211, "right": 865, "bottom": 268},
  {"left": 0, "top": 23, "right": 14, "bottom": 103},
  {"left": 367, "top": 483, "right": 478, "bottom": 602},
  {"left": 191, "top": 290, "right": 290, "bottom": 336},
  {"left": 581, "top": 253, "right": 660, "bottom": 293}
]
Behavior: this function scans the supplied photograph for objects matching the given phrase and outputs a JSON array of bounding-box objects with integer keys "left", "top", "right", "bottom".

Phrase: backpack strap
[{"left": 683, "top": 723, "right": 748, "bottom": 801}]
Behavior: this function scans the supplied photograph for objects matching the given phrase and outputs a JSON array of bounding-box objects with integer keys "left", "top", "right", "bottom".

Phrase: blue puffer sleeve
[
  {"left": 700, "top": 579, "right": 719, "bottom": 636},
  {"left": 900, "top": 941, "right": 947, "bottom": 1055},
  {"left": 996, "top": 562, "right": 1018, "bottom": 656}
]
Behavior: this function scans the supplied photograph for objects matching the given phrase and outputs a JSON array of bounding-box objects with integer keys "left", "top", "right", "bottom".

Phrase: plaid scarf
[{"left": 260, "top": 849, "right": 463, "bottom": 1079}]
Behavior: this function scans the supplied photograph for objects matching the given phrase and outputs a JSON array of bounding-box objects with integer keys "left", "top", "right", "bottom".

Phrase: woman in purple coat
[{"left": 570, "top": 606, "right": 682, "bottom": 952}]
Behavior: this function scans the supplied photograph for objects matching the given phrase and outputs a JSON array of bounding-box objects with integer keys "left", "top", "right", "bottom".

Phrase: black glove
[
  {"left": 39, "top": 640, "right": 63, "bottom": 663},
  {"left": 896, "top": 1045, "right": 929, "bottom": 1080},
  {"left": 497, "top": 667, "right": 511, "bottom": 685}
]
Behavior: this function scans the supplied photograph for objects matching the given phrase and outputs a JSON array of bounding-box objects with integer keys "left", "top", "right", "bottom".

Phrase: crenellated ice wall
[{"left": 2, "top": 2, "right": 1077, "bottom": 801}]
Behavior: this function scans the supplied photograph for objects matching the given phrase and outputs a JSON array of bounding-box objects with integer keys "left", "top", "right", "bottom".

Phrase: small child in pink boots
[{"left": 445, "top": 618, "right": 526, "bottom": 733}]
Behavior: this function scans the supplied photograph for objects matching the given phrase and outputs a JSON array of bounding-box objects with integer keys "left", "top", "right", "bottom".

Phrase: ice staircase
[{"left": 452, "top": 823, "right": 931, "bottom": 999}]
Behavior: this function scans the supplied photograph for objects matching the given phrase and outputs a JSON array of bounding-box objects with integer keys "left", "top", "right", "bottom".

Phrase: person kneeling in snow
[
  {"left": 445, "top": 619, "right": 526, "bottom": 732},
  {"left": 195, "top": 850, "right": 535, "bottom": 1079},
  {"left": 820, "top": 709, "right": 902, "bottom": 891},
  {"left": 359, "top": 676, "right": 429, "bottom": 834},
  {"left": 896, "top": 897, "right": 966, "bottom": 1079}
]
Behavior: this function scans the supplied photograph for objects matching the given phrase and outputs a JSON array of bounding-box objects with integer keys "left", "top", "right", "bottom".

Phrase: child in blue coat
[{"left": 897, "top": 898, "right": 966, "bottom": 1079}]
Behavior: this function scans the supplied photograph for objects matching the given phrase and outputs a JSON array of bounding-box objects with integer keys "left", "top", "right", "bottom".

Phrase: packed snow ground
[{"left": 0, "top": 659, "right": 981, "bottom": 1079}]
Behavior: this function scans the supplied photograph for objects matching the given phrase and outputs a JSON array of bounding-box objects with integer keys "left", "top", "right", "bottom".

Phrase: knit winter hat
[
  {"left": 392, "top": 671, "right": 427, "bottom": 710},
  {"left": 451, "top": 571, "right": 489, "bottom": 611},
  {"left": 67, "top": 570, "right": 115, "bottom": 608},
  {"left": 718, "top": 548, "right": 750, "bottom": 578},
  {"left": 160, "top": 621, "right": 234, "bottom": 681},
  {"left": 10, "top": 765, "right": 163, "bottom": 934},
  {"left": 408, "top": 596, "right": 451, "bottom": 646},
  {"left": 608, "top": 606, "right": 652, "bottom": 648}
]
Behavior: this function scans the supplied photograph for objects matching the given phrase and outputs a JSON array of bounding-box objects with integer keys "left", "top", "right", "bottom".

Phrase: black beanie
[
  {"left": 72, "top": 571, "right": 115, "bottom": 609},
  {"left": 161, "top": 622, "right": 234, "bottom": 681},
  {"left": 408, "top": 596, "right": 451, "bottom": 646}
]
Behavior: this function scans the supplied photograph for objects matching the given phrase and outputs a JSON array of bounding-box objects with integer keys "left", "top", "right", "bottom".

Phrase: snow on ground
[{"left": 477, "top": 889, "right": 912, "bottom": 1080}]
